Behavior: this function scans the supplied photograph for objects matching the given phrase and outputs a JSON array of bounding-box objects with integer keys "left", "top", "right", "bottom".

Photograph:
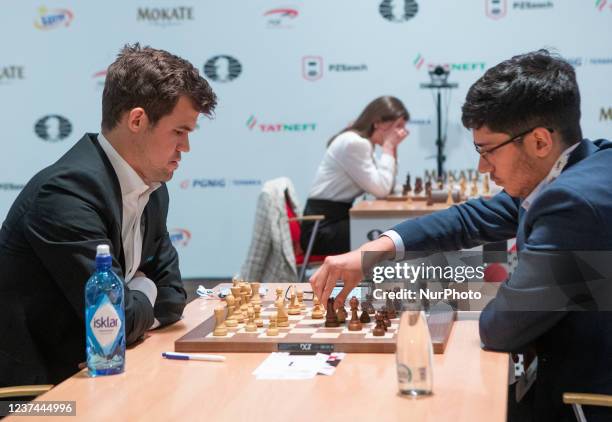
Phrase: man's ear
[
  {"left": 126, "top": 107, "right": 148, "bottom": 133},
  {"left": 531, "top": 127, "right": 554, "bottom": 158}
]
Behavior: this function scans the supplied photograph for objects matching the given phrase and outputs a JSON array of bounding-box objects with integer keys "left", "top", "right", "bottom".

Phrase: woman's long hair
[{"left": 327, "top": 96, "right": 409, "bottom": 147}]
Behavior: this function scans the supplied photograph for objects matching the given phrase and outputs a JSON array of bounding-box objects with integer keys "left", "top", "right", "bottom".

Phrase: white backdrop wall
[{"left": 1, "top": 1, "right": 611, "bottom": 277}]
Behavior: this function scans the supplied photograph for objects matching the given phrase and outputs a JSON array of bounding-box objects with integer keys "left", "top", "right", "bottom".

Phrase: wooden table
[
  {"left": 8, "top": 285, "right": 508, "bottom": 422},
  {"left": 349, "top": 200, "right": 452, "bottom": 249}
]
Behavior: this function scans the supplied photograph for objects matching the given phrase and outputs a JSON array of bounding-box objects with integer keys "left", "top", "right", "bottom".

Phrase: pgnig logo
[
  {"left": 180, "top": 179, "right": 226, "bottom": 189},
  {"left": 204, "top": 56, "right": 242, "bottom": 83},
  {"left": 379, "top": 0, "right": 419, "bottom": 22},
  {"left": 34, "top": 6, "right": 74, "bottom": 30},
  {"left": 34, "top": 115, "right": 72, "bottom": 142},
  {"left": 169, "top": 228, "right": 191, "bottom": 247}
]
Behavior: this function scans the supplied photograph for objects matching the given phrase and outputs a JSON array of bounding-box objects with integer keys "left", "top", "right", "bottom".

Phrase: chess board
[{"left": 175, "top": 301, "right": 455, "bottom": 354}]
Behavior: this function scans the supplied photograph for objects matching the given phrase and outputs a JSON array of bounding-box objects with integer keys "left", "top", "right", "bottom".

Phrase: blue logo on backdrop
[
  {"left": 34, "top": 115, "right": 72, "bottom": 142},
  {"left": 169, "top": 228, "right": 191, "bottom": 247},
  {"left": 203, "top": 56, "right": 242, "bottom": 82},
  {"left": 379, "top": 0, "right": 419, "bottom": 22}
]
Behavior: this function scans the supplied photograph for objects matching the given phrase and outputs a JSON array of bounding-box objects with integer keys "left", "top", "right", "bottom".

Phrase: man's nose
[{"left": 478, "top": 155, "right": 492, "bottom": 173}]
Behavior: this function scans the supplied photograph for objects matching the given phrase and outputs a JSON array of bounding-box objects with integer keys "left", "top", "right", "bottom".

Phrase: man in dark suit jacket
[
  {"left": 0, "top": 44, "right": 216, "bottom": 387},
  {"left": 310, "top": 50, "right": 612, "bottom": 421}
]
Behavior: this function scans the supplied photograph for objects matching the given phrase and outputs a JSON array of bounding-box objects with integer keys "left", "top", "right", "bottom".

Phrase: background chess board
[{"left": 175, "top": 301, "right": 455, "bottom": 354}]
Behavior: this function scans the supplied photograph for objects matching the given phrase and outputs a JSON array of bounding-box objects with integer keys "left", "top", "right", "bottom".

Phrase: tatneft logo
[
  {"left": 596, "top": 0, "right": 612, "bottom": 12},
  {"left": 379, "top": 0, "right": 419, "bottom": 22},
  {"left": 413, "top": 55, "right": 486, "bottom": 72},
  {"left": 302, "top": 56, "right": 367, "bottom": 81},
  {"left": 34, "top": 6, "right": 73, "bottom": 30},
  {"left": 34, "top": 115, "right": 72, "bottom": 142},
  {"left": 203, "top": 56, "right": 242, "bottom": 83},
  {"left": 601, "top": 107, "right": 612, "bottom": 121},
  {"left": 169, "top": 228, "right": 191, "bottom": 247},
  {"left": 137, "top": 6, "right": 194, "bottom": 26},
  {"left": 0, "top": 183, "right": 25, "bottom": 191},
  {"left": 0, "top": 66, "right": 25, "bottom": 84},
  {"left": 246, "top": 115, "right": 316, "bottom": 133},
  {"left": 264, "top": 7, "right": 299, "bottom": 28}
]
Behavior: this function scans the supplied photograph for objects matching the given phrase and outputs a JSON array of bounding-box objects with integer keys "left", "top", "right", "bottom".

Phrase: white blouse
[{"left": 308, "top": 131, "right": 396, "bottom": 202}]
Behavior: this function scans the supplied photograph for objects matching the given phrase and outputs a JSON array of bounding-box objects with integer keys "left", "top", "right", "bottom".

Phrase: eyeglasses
[{"left": 474, "top": 127, "right": 554, "bottom": 160}]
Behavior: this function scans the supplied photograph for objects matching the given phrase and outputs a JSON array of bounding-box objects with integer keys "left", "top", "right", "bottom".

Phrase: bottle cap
[{"left": 96, "top": 244, "right": 110, "bottom": 257}]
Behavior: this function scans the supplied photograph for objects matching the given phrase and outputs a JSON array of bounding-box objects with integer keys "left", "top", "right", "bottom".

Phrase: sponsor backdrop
[{"left": 1, "top": 1, "right": 611, "bottom": 277}]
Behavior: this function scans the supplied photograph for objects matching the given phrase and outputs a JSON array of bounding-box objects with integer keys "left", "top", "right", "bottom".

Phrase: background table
[{"left": 7, "top": 284, "right": 509, "bottom": 422}]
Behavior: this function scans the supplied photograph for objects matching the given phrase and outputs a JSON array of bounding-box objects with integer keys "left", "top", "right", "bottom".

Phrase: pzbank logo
[
  {"left": 485, "top": 0, "right": 507, "bottom": 19},
  {"left": 34, "top": 7, "right": 73, "bottom": 30},
  {"left": 203, "top": 56, "right": 242, "bottom": 83},
  {"left": 264, "top": 7, "right": 299, "bottom": 28},
  {"left": 379, "top": 0, "right": 419, "bottom": 22},
  {"left": 169, "top": 228, "right": 191, "bottom": 247},
  {"left": 34, "top": 115, "right": 72, "bottom": 142}
]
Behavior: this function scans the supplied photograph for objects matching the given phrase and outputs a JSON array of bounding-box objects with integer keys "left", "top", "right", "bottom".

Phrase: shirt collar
[
  {"left": 97, "top": 133, "right": 160, "bottom": 197},
  {"left": 522, "top": 142, "right": 580, "bottom": 210}
]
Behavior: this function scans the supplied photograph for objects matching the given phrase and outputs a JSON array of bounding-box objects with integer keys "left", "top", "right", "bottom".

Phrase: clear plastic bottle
[
  {"left": 85, "top": 244, "right": 125, "bottom": 376},
  {"left": 396, "top": 310, "right": 433, "bottom": 396}
]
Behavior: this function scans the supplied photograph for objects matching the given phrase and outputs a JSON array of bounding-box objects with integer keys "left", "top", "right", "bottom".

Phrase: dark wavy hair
[
  {"left": 461, "top": 49, "right": 581, "bottom": 146},
  {"left": 102, "top": 43, "right": 217, "bottom": 131},
  {"left": 328, "top": 96, "right": 409, "bottom": 147}
]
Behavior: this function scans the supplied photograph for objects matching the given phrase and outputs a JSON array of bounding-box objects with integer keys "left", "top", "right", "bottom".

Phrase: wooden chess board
[{"left": 175, "top": 301, "right": 455, "bottom": 354}]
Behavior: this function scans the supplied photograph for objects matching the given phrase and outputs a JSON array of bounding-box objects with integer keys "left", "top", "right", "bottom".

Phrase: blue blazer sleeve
[{"left": 391, "top": 191, "right": 520, "bottom": 252}]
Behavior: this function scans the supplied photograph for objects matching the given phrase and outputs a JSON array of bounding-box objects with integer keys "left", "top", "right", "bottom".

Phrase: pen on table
[{"left": 162, "top": 352, "right": 226, "bottom": 362}]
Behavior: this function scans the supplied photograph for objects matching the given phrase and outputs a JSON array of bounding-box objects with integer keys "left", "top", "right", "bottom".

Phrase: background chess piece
[
  {"left": 297, "top": 290, "right": 306, "bottom": 310},
  {"left": 414, "top": 177, "right": 423, "bottom": 195},
  {"left": 426, "top": 184, "right": 433, "bottom": 206},
  {"left": 483, "top": 173, "right": 490, "bottom": 194},
  {"left": 348, "top": 297, "right": 363, "bottom": 331},
  {"left": 254, "top": 304, "right": 263, "bottom": 327},
  {"left": 245, "top": 309, "right": 257, "bottom": 332},
  {"left": 288, "top": 286, "right": 301, "bottom": 315},
  {"left": 212, "top": 306, "right": 228, "bottom": 336},
  {"left": 359, "top": 309, "right": 371, "bottom": 323},
  {"left": 250, "top": 281, "right": 261, "bottom": 305},
  {"left": 325, "top": 297, "right": 340, "bottom": 327}
]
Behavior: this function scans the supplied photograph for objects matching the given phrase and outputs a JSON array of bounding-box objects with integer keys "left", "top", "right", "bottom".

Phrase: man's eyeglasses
[{"left": 474, "top": 127, "right": 554, "bottom": 160}]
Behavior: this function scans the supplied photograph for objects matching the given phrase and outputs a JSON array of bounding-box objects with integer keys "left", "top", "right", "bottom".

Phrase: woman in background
[{"left": 301, "top": 96, "right": 409, "bottom": 256}]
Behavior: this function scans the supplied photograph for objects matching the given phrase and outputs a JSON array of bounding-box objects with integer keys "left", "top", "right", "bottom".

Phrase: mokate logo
[
  {"left": 203, "top": 55, "right": 242, "bottom": 82},
  {"left": 137, "top": 6, "right": 194, "bottom": 26},
  {"left": 169, "top": 228, "right": 191, "bottom": 247},
  {"left": 34, "top": 6, "right": 73, "bottom": 30},
  {"left": 379, "top": 0, "right": 419, "bottom": 22},
  {"left": 34, "top": 115, "right": 72, "bottom": 142},
  {"left": 246, "top": 115, "right": 316, "bottom": 133},
  {"left": 264, "top": 7, "right": 299, "bottom": 28},
  {"left": 601, "top": 107, "right": 612, "bottom": 121},
  {"left": 0, "top": 66, "right": 25, "bottom": 84}
]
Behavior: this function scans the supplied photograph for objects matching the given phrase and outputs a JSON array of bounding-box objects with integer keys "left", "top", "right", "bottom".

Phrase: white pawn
[
  {"left": 212, "top": 306, "right": 228, "bottom": 336},
  {"left": 245, "top": 309, "right": 257, "bottom": 332},
  {"left": 266, "top": 315, "right": 279, "bottom": 336}
]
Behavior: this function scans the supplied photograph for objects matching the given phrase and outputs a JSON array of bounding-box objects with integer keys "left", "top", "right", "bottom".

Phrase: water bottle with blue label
[{"left": 85, "top": 244, "right": 126, "bottom": 376}]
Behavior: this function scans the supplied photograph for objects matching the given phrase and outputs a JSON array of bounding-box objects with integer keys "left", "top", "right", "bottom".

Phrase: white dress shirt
[
  {"left": 97, "top": 134, "right": 161, "bottom": 325},
  {"left": 308, "top": 131, "right": 396, "bottom": 202}
]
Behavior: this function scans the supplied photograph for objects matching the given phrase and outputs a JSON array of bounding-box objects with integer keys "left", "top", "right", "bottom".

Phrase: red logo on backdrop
[
  {"left": 180, "top": 179, "right": 190, "bottom": 189},
  {"left": 264, "top": 7, "right": 299, "bottom": 27},
  {"left": 169, "top": 228, "right": 191, "bottom": 247},
  {"left": 302, "top": 56, "right": 323, "bottom": 81}
]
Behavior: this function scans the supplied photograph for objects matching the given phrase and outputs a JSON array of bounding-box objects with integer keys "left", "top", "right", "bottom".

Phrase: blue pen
[{"left": 162, "top": 352, "right": 226, "bottom": 362}]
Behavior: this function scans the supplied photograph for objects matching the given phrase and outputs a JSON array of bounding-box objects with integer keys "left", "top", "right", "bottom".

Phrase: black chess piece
[
  {"left": 414, "top": 177, "right": 423, "bottom": 195},
  {"left": 385, "top": 296, "right": 396, "bottom": 319},
  {"left": 359, "top": 309, "right": 371, "bottom": 323},
  {"left": 382, "top": 309, "right": 391, "bottom": 330},
  {"left": 325, "top": 297, "right": 340, "bottom": 327},
  {"left": 336, "top": 299, "right": 347, "bottom": 323},
  {"left": 372, "top": 313, "right": 386, "bottom": 336}
]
